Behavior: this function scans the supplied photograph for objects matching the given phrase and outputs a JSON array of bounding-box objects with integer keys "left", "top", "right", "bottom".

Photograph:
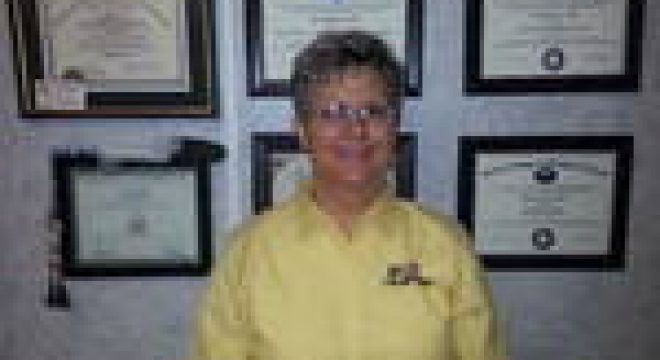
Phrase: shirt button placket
[{"left": 347, "top": 239, "right": 363, "bottom": 360}]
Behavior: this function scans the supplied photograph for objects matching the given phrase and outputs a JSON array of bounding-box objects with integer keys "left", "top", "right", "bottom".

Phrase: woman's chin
[{"left": 328, "top": 173, "right": 383, "bottom": 189}]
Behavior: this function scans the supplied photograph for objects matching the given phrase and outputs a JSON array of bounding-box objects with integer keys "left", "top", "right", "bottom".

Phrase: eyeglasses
[{"left": 307, "top": 102, "right": 397, "bottom": 126}]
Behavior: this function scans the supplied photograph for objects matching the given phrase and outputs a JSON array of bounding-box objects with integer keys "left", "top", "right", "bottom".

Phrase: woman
[{"left": 188, "top": 31, "right": 507, "bottom": 360}]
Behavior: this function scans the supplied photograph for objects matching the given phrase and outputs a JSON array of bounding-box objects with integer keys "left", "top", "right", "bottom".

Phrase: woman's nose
[{"left": 344, "top": 116, "right": 369, "bottom": 139}]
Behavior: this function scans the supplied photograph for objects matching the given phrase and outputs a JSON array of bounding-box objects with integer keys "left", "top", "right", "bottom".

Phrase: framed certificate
[
  {"left": 457, "top": 136, "right": 633, "bottom": 270},
  {"left": 52, "top": 152, "right": 213, "bottom": 277},
  {"left": 252, "top": 132, "right": 417, "bottom": 214},
  {"left": 246, "top": 0, "right": 423, "bottom": 97},
  {"left": 9, "top": 0, "right": 216, "bottom": 117},
  {"left": 464, "top": 0, "right": 644, "bottom": 93}
]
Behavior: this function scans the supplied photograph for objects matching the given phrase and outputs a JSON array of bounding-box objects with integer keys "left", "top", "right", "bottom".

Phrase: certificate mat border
[
  {"left": 9, "top": 0, "right": 217, "bottom": 118},
  {"left": 457, "top": 136, "right": 633, "bottom": 270},
  {"left": 251, "top": 132, "right": 417, "bottom": 214},
  {"left": 245, "top": 0, "right": 423, "bottom": 97},
  {"left": 464, "top": 0, "right": 645, "bottom": 94},
  {"left": 52, "top": 153, "right": 213, "bottom": 277}
]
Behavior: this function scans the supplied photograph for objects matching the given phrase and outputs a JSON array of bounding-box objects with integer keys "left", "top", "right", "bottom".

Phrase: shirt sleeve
[
  {"left": 186, "top": 233, "right": 254, "bottom": 360},
  {"left": 450, "top": 230, "right": 509, "bottom": 360}
]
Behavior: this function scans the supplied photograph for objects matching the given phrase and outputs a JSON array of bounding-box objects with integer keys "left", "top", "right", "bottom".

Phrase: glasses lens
[{"left": 316, "top": 103, "right": 393, "bottom": 124}]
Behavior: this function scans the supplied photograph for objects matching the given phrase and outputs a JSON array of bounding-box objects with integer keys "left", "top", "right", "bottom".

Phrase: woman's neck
[{"left": 311, "top": 178, "right": 386, "bottom": 235}]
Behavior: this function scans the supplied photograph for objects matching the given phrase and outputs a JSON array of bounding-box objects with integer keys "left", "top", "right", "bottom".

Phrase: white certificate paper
[
  {"left": 474, "top": 153, "right": 616, "bottom": 255},
  {"left": 39, "top": 0, "right": 189, "bottom": 93},
  {"left": 482, "top": 0, "right": 628, "bottom": 77},
  {"left": 263, "top": 0, "right": 406, "bottom": 81},
  {"left": 35, "top": 77, "right": 87, "bottom": 110},
  {"left": 270, "top": 153, "right": 312, "bottom": 205},
  {"left": 73, "top": 170, "right": 199, "bottom": 262}
]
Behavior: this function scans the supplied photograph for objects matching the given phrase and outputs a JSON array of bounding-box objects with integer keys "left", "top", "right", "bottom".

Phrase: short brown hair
[{"left": 291, "top": 30, "right": 405, "bottom": 123}]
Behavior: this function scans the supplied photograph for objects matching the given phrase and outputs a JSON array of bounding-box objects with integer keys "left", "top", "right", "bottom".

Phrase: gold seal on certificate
[
  {"left": 465, "top": 0, "right": 643, "bottom": 93},
  {"left": 10, "top": 0, "right": 215, "bottom": 116},
  {"left": 246, "top": 0, "right": 423, "bottom": 96},
  {"left": 458, "top": 136, "right": 633, "bottom": 270}
]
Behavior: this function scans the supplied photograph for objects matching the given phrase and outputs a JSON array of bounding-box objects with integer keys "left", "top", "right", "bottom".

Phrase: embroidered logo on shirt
[{"left": 382, "top": 261, "right": 434, "bottom": 286}]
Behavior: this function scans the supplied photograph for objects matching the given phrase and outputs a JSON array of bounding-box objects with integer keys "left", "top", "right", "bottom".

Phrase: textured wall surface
[{"left": 1, "top": 1, "right": 659, "bottom": 360}]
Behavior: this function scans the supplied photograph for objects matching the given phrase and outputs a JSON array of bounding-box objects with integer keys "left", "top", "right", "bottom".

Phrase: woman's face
[{"left": 297, "top": 68, "right": 398, "bottom": 191}]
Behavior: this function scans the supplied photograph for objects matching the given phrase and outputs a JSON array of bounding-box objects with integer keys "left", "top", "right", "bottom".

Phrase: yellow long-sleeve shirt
[{"left": 188, "top": 186, "right": 507, "bottom": 360}]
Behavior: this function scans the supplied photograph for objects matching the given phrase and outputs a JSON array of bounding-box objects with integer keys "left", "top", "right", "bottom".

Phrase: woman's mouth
[{"left": 335, "top": 144, "right": 373, "bottom": 160}]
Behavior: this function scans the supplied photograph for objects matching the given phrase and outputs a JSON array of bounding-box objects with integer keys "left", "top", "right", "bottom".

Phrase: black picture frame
[
  {"left": 52, "top": 151, "right": 213, "bottom": 277},
  {"left": 245, "top": 0, "right": 423, "bottom": 97},
  {"left": 9, "top": 0, "right": 216, "bottom": 118},
  {"left": 457, "top": 136, "right": 633, "bottom": 270},
  {"left": 464, "top": 0, "right": 644, "bottom": 94},
  {"left": 252, "top": 132, "right": 417, "bottom": 214}
]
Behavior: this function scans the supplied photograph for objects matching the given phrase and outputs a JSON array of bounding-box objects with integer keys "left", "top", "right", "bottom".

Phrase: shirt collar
[{"left": 293, "top": 180, "right": 398, "bottom": 242}]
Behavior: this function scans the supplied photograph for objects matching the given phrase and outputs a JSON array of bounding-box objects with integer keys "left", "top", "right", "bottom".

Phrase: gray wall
[{"left": 1, "top": 1, "right": 659, "bottom": 359}]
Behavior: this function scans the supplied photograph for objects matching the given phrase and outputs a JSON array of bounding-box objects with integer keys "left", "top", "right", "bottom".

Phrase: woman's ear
[{"left": 295, "top": 120, "right": 311, "bottom": 152}]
